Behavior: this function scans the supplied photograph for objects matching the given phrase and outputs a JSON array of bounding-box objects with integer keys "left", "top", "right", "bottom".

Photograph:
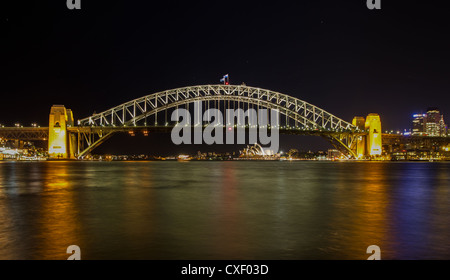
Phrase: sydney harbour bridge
[{"left": 0, "top": 84, "right": 445, "bottom": 160}]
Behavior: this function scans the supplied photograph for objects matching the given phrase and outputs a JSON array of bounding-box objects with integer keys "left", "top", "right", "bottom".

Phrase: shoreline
[{"left": 1, "top": 158, "right": 449, "bottom": 163}]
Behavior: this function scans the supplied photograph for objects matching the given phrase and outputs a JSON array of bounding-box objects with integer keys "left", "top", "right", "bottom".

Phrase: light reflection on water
[{"left": 0, "top": 161, "right": 449, "bottom": 260}]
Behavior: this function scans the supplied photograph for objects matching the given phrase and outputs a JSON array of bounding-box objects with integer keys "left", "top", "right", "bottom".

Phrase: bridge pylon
[
  {"left": 352, "top": 116, "right": 366, "bottom": 159},
  {"left": 48, "top": 105, "right": 76, "bottom": 159},
  {"left": 351, "top": 114, "right": 383, "bottom": 159},
  {"left": 365, "top": 113, "right": 382, "bottom": 157}
]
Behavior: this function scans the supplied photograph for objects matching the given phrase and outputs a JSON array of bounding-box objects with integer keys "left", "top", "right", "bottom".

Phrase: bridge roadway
[
  {"left": 0, "top": 126, "right": 364, "bottom": 157},
  {"left": 68, "top": 125, "right": 362, "bottom": 135},
  {"left": 1, "top": 126, "right": 449, "bottom": 148},
  {"left": 0, "top": 125, "right": 363, "bottom": 137}
]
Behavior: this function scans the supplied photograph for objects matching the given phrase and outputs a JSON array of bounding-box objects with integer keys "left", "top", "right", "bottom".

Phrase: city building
[
  {"left": 426, "top": 107, "right": 441, "bottom": 136},
  {"left": 412, "top": 114, "right": 426, "bottom": 136},
  {"left": 412, "top": 108, "right": 447, "bottom": 137},
  {"left": 439, "top": 115, "right": 448, "bottom": 136}
]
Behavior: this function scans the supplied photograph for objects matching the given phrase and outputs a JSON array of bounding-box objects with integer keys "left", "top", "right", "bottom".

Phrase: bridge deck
[
  {"left": 1, "top": 126, "right": 448, "bottom": 144},
  {"left": 68, "top": 125, "right": 362, "bottom": 135},
  {"left": 0, "top": 127, "right": 49, "bottom": 141}
]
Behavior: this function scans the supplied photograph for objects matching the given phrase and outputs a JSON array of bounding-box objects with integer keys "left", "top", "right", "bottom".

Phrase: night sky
[{"left": 2, "top": 1, "right": 450, "bottom": 154}]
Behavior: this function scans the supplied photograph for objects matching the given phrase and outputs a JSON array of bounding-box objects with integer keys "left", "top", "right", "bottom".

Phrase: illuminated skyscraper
[
  {"left": 426, "top": 107, "right": 441, "bottom": 136},
  {"left": 412, "top": 114, "right": 426, "bottom": 136},
  {"left": 440, "top": 115, "right": 448, "bottom": 136},
  {"left": 412, "top": 108, "right": 447, "bottom": 137}
]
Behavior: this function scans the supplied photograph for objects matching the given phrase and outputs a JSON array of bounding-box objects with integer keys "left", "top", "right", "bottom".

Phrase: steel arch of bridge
[
  {"left": 79, "top": 84, "right": 356, "bottom": 130},
  {"left": 75, "top": 85, "right": 360, "bottom": 158}
]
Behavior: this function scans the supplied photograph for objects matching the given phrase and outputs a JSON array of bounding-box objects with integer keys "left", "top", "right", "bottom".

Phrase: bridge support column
[
  {"left": 352, "top": 116, "right": 366, "bottom": 159},
  {"left": 48, "top": 105, "right": 76, "bottom": 159},
  {"left": 365, "top": 113, "right": 382, "bottom": 158},
  {"left": 352, "top": 114, "right": 383, "bottom": 159}
]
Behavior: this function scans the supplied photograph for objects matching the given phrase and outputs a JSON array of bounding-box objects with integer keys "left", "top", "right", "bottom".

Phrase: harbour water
[{"left": 0, "top": 161, "right": 449, "bottom": 260}]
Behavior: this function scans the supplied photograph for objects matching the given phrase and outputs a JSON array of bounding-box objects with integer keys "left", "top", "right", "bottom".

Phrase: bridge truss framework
[{"left": 74, "top": 84, "right": 361, "bottom": 158}]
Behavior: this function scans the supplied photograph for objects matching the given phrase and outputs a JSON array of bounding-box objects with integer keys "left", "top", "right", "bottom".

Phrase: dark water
[{"left": 0, "top": 161, "right": 449, "bottom": 260}]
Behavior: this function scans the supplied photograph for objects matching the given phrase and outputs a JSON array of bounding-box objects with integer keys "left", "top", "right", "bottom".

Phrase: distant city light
[{"left": 413, "top": 113, "right": 427, "bottom": 118}]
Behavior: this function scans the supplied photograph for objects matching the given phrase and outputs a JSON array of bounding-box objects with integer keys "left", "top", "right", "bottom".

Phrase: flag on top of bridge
[{"left": 220, "top": 74, "right": 229, "bottom": 85}]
